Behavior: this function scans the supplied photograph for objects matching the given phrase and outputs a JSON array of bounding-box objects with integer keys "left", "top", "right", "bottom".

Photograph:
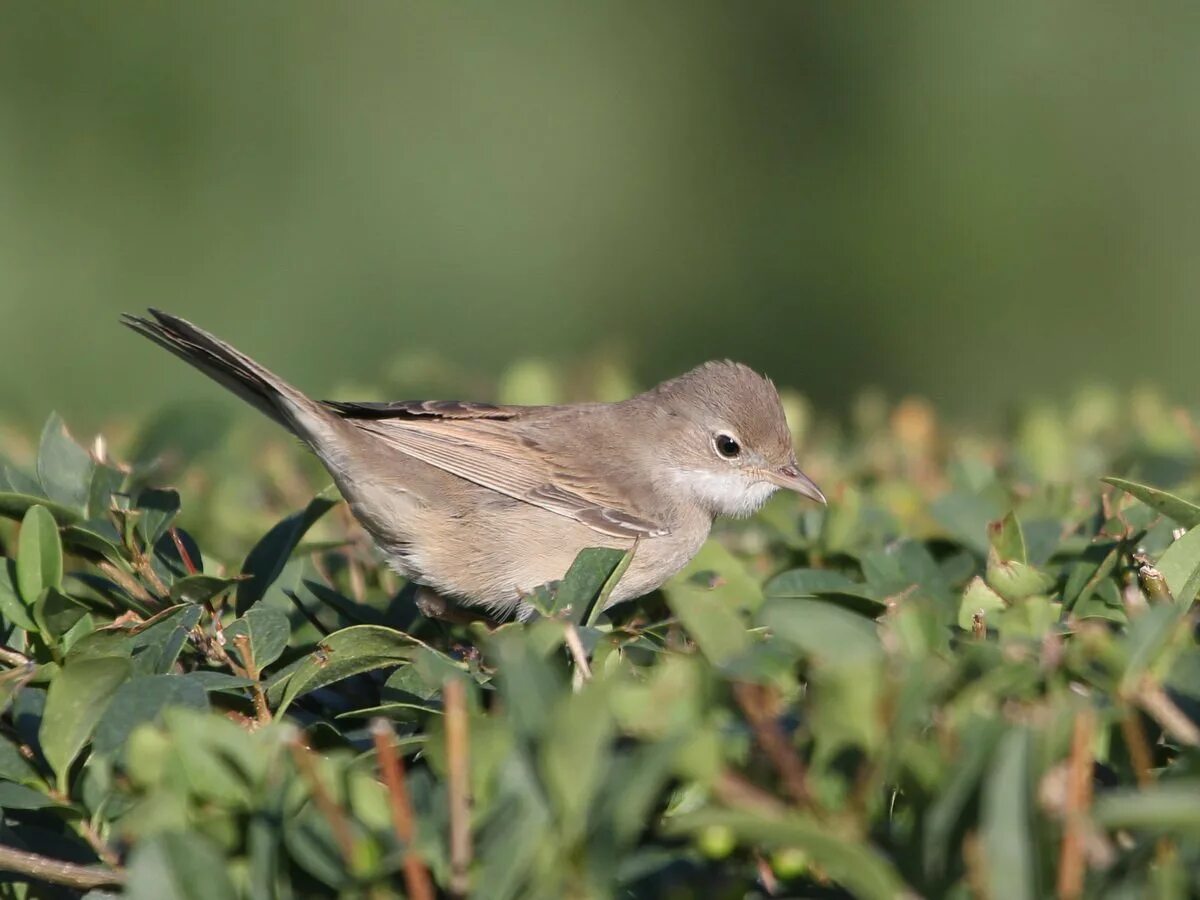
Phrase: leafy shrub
[{"left": 0, "top": 387, "right": 1197, "bottom": 899}]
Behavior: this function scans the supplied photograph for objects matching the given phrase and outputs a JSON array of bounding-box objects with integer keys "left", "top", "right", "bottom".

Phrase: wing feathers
[{"left": 357, "top": 419, "right": 667, "bottom": 539}]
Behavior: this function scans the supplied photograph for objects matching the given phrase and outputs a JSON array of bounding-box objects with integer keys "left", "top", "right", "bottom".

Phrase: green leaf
[
  {"left": 86, "top": 462, "right": 125, "bottom": 520},
  {"left": 276, "top": 624, "right": 420, "bottom": 713},
  {"left": 664, "top": 574, "right": 751, "bottom": 666},
  {"left": 33, "top": 587, "right": 87, "bottom": 642},
  {"left": 130, "top": 604, "right": 203, "bottom": 675},
  {"left": 540, "top": 678, "right": 616, "bottom": 830},
  {"left": 0, "top": 559, "right": 38, "bottom": 631},
  {"left": 0, "top": 781, "right": 63, "bottom": 810},
  {"left": 237, "top": 491, "right": 338, "bottom": 614},
  {"left": 1093, "top": 782, "right": 1200, "bottom": 830},
  {"left": 1121, "top": 604, "right": 1183, "bottom": 691},
  {"left": 16, "top": 504, "right": 63, "bottom": 604},
  {"left": 981, "top": 728, "right": 1035, "bottom": 900},
  {"left": 663, "top": 809, "right": 909, "bottom": 900},
  {"left": 169, "top": 573, "right": 240, "bottom": 605},
  {"left": 986, "top": 558, "right": 1054, "bottom": 604},
  {"left": 0, "top": 491, "right": 83, "bottom": 528},
  {"left": 923, "top": 717, "right": 1005, "bottom": 878},
  {"left": 36, "top": 413, "right": 94, "bottom": 513},
  {"left": 135, "top": 487, "right": 181, "bottom": 549},
  {"left": 39, "top": 656, "right": 132, "bottom": 788},
  {"left": 551, "top": 547, "right": 630, "bottom": 624},
  {"left": 92, "top": 674, "right": 209, "bottom": 756},
  {"left": 957, "top": 575, "right": 1007, "bottom": 630},
  {"left": 125, "top": 830, "right": 238, "bottom": 900},
  {"left": 1156, "top": 525, "right": 1200, "bottom": 607},
  {"left": 988, "top": 511, "right": 1027, "bottom": 563},
  {"left": 225, "top": 606, "right": 291, "bottom": 671},
  {"left": 758, "top": 597, "right": 882, "bottom": 665},
  {"left": 1103, "top": 477, "right": 1200, "bottom": 528}
]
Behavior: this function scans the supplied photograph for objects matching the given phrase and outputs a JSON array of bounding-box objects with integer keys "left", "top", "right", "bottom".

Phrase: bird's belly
[{"left": 382, "top": 490, "right": 710, "bottom": 617}]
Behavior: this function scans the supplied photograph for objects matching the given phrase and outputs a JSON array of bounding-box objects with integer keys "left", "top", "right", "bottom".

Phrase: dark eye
[{"left": 715, "top": 433, "right": 741, "bottom": 458}]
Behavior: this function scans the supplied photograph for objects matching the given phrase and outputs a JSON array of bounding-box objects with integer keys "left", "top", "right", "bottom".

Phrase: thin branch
[
  {"left": 564, "top": 622, "right": 592, "bottom": 691},
  {"left": 289, "top": 737, "right": 357, "bottom": 866},
  {"left": 1135, "top": 679, "right": 1200, "bottom": 746},
  {"left": 732, "top": 682, "right": 813, "bottom": 808},
  {"left": 0, "top": 647, "right": 32, "bottom": 668},
  {"left": 0, "top": 843, "right": 124, "bottom": 889},
  {"left": 1119, "top": 705, "right": 1154, "bottom": 788},
  {"left": 1057, "top": 707, "right": 1096, "bottom": 900},
  {"left": 168, "top": 527, "right": 198, "bottom": 575},
  {"left": 231, "top": 634, "right": 271, "bottom": 727},
  {"left": 443, "top": 678, "right": 472, "bottom": 898},
  {"left": 370, "top": 719, "right": 435, "bottom": 900}
]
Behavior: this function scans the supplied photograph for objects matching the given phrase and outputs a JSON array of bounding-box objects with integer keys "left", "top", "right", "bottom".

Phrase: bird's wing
[{"left": 347, "top": 413, "right": 669, "bottom": 539}]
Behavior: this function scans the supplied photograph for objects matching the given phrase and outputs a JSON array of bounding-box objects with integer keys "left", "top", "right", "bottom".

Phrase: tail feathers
[{"left": 122, "top": 309, "right": 314, "bottom": 433}]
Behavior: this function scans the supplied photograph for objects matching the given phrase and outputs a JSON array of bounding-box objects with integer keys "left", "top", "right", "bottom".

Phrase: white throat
[{"left": 669, "top": 467, "right": 778, "bottom": 518}]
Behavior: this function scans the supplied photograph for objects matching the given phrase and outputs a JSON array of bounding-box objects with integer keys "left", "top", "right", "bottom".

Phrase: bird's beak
[{"left": 764, "top": 464, "right": 827, "bottom": 504}]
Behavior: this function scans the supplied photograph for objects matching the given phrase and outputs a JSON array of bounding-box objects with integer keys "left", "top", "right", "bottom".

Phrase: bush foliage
[{"left": 0, "top": 385, "right": 1199, "bottom": 899}]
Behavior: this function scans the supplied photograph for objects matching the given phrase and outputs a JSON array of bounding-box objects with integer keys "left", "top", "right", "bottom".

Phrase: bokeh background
[{"left": 2, "top": 2, "right": 1197, "bottom": 430}]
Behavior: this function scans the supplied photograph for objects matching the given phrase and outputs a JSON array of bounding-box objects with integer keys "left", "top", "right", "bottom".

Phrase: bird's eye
[{"left": 714, "top": 433, "right": 741, "bottom": 459}]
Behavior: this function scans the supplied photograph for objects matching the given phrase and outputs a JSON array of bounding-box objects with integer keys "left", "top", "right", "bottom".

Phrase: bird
[{"left": 122, "top": 309, "right": 825, "bottom": 619}]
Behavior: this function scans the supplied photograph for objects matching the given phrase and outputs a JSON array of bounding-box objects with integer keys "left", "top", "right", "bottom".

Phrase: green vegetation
[{"left": 0, "top": 385, "right": 1198, "bottom": 899}]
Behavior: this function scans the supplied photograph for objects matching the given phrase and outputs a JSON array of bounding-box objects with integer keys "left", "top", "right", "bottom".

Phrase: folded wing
[{"left": 329, "top": 402, "right": 667, "bottom": 540}]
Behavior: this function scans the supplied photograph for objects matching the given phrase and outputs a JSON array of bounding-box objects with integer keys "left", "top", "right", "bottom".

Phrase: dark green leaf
[
  {"left": 276, "top": 624, "right": 420, "bottom": 713},
  {"left": 36, "top": 413, "right": 94, "bottom": 513},
  {"left": 1103, "top": 477, "right": 1200, "bottom": 529},
  {"left": 16, "top": 504, "right": 62, "bottom": 604},
  {"left": 758, "top": 597, "right": 881, "bottom": 665},
  {"left": 130, "top": 604, "right": 202, "bottom": 675},
  {"left": 1093, "top": 782, "right": 1200, "bottom": 831},
  {"left": 551, "top": 546, "right": 629, "bottom": 624},
  {"left": 135, "top": 487, "right": 181, "bottom": 549},
  {"left": 86, "top": 463, "right": 125, "bottom": 520},
  {"left": 0, "top": 558, "right": 38, "bottom": 632},
  {"left": 125, "top": 830, "right": 237, "bottom": 900},
  {"left": 92, "top": 674, "right": 209, "bottom": 756},
  {"left": 663, "top": 809, "right": 909, "bottom": 900},
  {"left": 236, "top": 491, "right": 338, "bottom": 614},
  {"left": 39, "top": 656, "right": 132, "bottom": 787},
  {"left": 0, "top": 781, "right": 63, "bottom": 810},
  {"left": 169, "top": 574, "right": 240, "bottom": 605},
  {"left": 981, "top": 728, "right": 1035, "bottom": 900},
  {"left": 225, "top": 606, "right": 291, "bottom": 671},
  {"left": 1156, "top": 525, "right": 1200, "bottom": 606}
]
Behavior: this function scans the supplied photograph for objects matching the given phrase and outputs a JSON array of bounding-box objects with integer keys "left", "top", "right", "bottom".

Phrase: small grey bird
[{"left": 123, "top": 310, "right": 825, "bottom": 618}]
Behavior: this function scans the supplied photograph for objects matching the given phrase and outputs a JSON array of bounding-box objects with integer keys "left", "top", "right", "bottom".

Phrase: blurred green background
[{"left": 2, "top": 2, "right": 1197, "bottom": 429}]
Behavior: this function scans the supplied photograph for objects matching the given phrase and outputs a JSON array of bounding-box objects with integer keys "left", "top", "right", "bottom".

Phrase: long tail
[{"left": 122, "top": 308, "right": 327, "bottom": 437}]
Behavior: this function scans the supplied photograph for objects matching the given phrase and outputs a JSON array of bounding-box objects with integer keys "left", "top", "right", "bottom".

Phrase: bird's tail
[{"left": 122, "top": 308, "right": 330, "bottom": 439}]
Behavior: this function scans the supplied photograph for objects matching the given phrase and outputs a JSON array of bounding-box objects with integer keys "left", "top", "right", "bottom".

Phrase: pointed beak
[{"left": 764, "top": 464, "right": 827, "bottom": 504}]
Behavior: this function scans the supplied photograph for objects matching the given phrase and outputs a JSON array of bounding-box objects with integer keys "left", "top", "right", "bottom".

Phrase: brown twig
[
  {"left": 1119, "top": 706, "right": 1154, "bottom": 788},
  {"left": 231, "top": 634, "right": 271, "bottom": 727},
  {"left": 0, "top": 842, "right": 124, "bottom": 889},
  {"left": 289, "top": 737, "right": 357, "bottom": 867},
  {"left": 370, "top": 719, "right": 435, "bottom": 900},
  {"left": 1135, "top": 679, "right": 1200, "bottom": 746},
  {"left": 97, "top": 560, "right": 158, "bottom": 609},
  {"left": 731, "top": 682, "right": 813, "bottom": 808},
  {"left": 711, "top": 769, "right": 789, "bottom": 818},
  {"left": 971, "top": 611, "right": 986, "bottom": 640},
  {"left": 563, "top": 622, "right": 593, "bottom": 690},
  {"left": 0, "top": 647, "right": 32, "bottom": 668},
  {"left": 1057, "top": 707, "right": 1096, "bottom": 900},
  {"left": 168, "top": 527, "right": 198, "bottom": 575},
  {"left": 443, "top": 678, "right": 472, "bottom": 898}
]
